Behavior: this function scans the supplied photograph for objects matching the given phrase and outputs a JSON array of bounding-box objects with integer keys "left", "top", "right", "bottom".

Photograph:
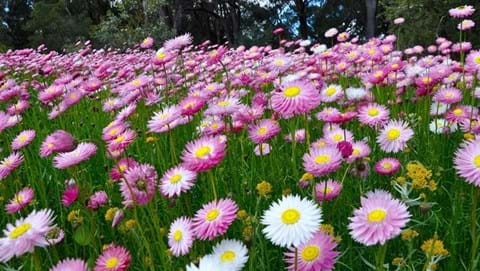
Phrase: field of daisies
[{"left": 1, "top": 5, "right": 480, "bottom": 271}]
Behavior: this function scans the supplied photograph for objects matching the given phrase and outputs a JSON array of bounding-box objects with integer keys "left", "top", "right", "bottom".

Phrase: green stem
[
  {"left": 470, "top": 186, "right": 479, "bottom": 271},
  {"left": 376, "top": 243, "right": 388, "bottom": 271},
  {"left": 208, "top": 170, "right": 218, "bottom": 200}
]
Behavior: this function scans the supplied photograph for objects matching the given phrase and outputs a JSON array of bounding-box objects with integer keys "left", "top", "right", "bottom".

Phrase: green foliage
[
  {"left": 91, "top": 9, "right": 174, "bottom": 50},
  {"left": 380, "top": 0, "right": 480, "bottom": 48},
  {"left": 24, "top": 0, "right": 92, "bottom": 51}
]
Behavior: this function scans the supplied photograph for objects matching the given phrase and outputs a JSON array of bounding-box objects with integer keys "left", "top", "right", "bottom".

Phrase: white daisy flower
[
  {"left": 211, "top": 239, "right": 248, "bottom": 271},
  {"left": 261, "top": 194, "right": 322, "bottom": 247},
  {"left": 160, "top": 166, "right": 197, "bottom": 198}
]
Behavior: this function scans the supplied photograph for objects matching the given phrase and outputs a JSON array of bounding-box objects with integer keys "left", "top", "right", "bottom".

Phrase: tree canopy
[{"left": 0, "top": 0, "right": 477, "bottom": 51}]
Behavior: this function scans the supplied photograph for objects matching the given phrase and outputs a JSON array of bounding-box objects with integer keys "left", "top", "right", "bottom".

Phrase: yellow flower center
[
  {"left": 382, "top": 162, "right": 393, "bottom": 169},
  {"left": 47, "top": 143, "right": 54, "bottom": 149},
  {"left": 474, "top": 56, "right": 480, "bottom": 65},
  {"left": 195, "top": 146, "right": 211, "bottom": 158},
  {"left": 281, "top": 208, "right": 301, "bottom": 224},
  {"left": 473, "top": 155, "right": 480, "bottom": 168},
  {"left": 205, "top": 209, "right": 220, "bottom": 221},
  {"left": 352, "top": 148, "right": 360, "bottom": 155},
  {"left": 114, "top": 135, "right": 125, "bottom": 143},
  {"left": 15, "top": 195, "right": 24, "bottom": 203},
  {"left": 108, "top": 128, "right": 119, "bottom": 136},
  {"left": 118, "top": 164, "right": 127, "bottom": 172},
  {"left": 211, "top": 123, "right": 219, "bottom": 129},
  {"left": 105, "top": 257, "right": 119, "bottom": 269},
  {"left": 386, "top": 129, "right": 401, "bottom": 140},
  {"left": 2, "top": 158, "right": 13, "bottom": 167},
  {"left": 274, "top": 59, "right": 284, "bottom": 66},
  {"left": 221, "top": 250, "right": 236, "bottom": 262},
  {"left": 322, "top": 187, "right": 333, "bottom": 194},
  {"left": 453, "top": 108, "right": 463, "bottom": 116},
  {"left": 9, "top": 223, "right": 31, "bottom": 239},
  {"left": 422, "top": 77, "right": 431, "bottom": 84},
  {"left": 170, "top": 174, "right": 182, "bottom": 184},
  {"left": 132, "top": 79, "right": 141, "bottom": 86},
  {"left": 301, "top": 245, "right": 321, "bottom": 262},
  {"left": 325, "top": 87, "right": 336, "bottom": 96},
  {"left": 367, "top": 209, "right": 387, "bottom": 222},
  {"left": 173, "top": 230, "right": 183, "bottom": 241},
  {"left": 18, "top": 134, "right": 28, "bottom": 142},
  {"left": 284, "top": 86, "right": 301, "bottom": 97},
  {"left": 332, "top": 134, "right": 343, "bottom": 142},
  {"left": 374, "top": 71, "right": 383, "bottom": 78},
  {"left": 315, "top": 155, "right": 331, "bottom": 164},
  {"left": 218, "top": 101, "right": 230, "bottom": 107},
  {"left": 445, "top": 92, "right": 454, "bottom": 98},
  {"left": 367, "top": 108, "right": 379, "bottom": 117},
  {"left": 257, "top": 127, "right": 267, "bottom": 135}
]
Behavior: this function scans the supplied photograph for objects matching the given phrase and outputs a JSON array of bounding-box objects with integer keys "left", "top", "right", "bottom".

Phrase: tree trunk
[
  {"left": 174, "top": 0, "right": 187, "bottom": 35},
  {"left": 365, "top": 0, "right": 376, "bottom": 38},
  {"left": 294, "top": 0, "right": 308, "bottom": 39}
]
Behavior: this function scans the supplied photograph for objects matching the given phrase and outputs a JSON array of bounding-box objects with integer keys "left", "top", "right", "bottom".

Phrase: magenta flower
[
  {"left": 248, "top": 119, "right": 281, "bottom": 144},
  {"left": 110, "top": 158, "right": 139, "bottom": 181},
  {"left": 5, "top": 187, "right": 34, "bottom": 214},
  {"left": 349, "top": 190, "right": 410, "bottom": 246},
  {"left": 315, "top": 179, "right": 342, "bottom": 202},
  {"left": 40, "top": 130, "right": 76, "bottom": 158},
  {"left": 284, "top": 231, "right": 339, "bottom": 271},
  {"left": 271, "top": 80, "right": 320, "bottom": 117},
  {"left": 374, "top": 157, "right": 401, "bottom": 175},
  {"left": 11, "top": 130, "right": 36, "bottom": 150},
  {"left": 181, "top": 136, "right": 226, "bottom": 172},
  {"left": 192, "top": 198, "right": 238, "bottom": 240},
  {"left": 159, "top": 166, "right": 197, "bottom": 198},
  {"left": 303, "top": 146, "right": 343, "bottom": 177},
  {"left": 87, "top": 191, "right": 108, "bottom": 210},
  {"left": 0, "top": 152, "right": 24, "bottom": 180},
  {"left": 120, "top": 164, "right": 157, "bottom": 207},
  {"left": 454, "top": 138, "right": 480, "bottom": 187},
  {"left": 50, "top": 258, "right": 88, "bottom": 271},
  {"left": 94, "top": 244, "right": 131, "bottom": 271},
  {"left": 62, "top": 182, "right": 79, "bottom": 207},
  {"left": 53, "top": 143, "right": 97, "bottom": 169}
]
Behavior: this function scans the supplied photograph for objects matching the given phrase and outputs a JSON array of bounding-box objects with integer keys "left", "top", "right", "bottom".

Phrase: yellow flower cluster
[
  {"left": 236, "top": 209, "right": 254, "bottom": 242},
  {"left": 406, "top": 161, "right": 437, "bottom": 191},
  {"left": 105, "top": 207, "right": 119, "bottom": 221},
  {"left": 256, "top": 180, "right": 272, "bottom": 197},
  {"left": 67, "top": 209, "right": 83, "bottom": 224},
  {"left": 421, "top": 238, "right": 449, "bottom": 257},
  {"left": 392, "top": 257, "right": 406, "bottom": 266},
  {"left": 320, "top": 224, "right": 342, "bottom": 243},
  {"left": 401, "top": 229, "right": 419, "bottom": 241}
]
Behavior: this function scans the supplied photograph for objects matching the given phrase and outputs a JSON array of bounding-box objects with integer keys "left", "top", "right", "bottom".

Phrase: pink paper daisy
[
  {"left": 0, "top": 152, "right": 24, "bottom": 180},
  {"left": 454, "top": 138, "right": 480, "bottom": 187},
  {"left": 349, "top": 190, "right": 410, "bottom": 246},
  {"left": 94, "top": 244, "right": 131, "bottom": 271},
  {"left": 168, "top": 216, "right": 194, "bottom": 256},
  {"left": 377, "top": 120, "right": 414, "bottom": 153},
  {"left": 53, "top": 143, "right": 97, "bottom": 169},
  {"left": 11, "top": 130, "right": 36, "bottom": 150},
  {"left": 120, "top": 164, "right": 157, "bottom": 207},
  {"left": 284, "top": 231, "right": 339, "bottom": 271},
  {"left": 271, "top": 80, "right": 321, "bottom": 117},
  {"left": 40, "top": 130, "right": 76, "bottom": 158},
  {"left": 303, "top": 146, "right": 343, "bottom": 177},
  {"left": 50, "top": 258, "right": 88, "bottom": 271},
  {"left": 5, "top": 187, "right": 34, "bottom": 214},
  {"left": 181, "top": 136, "right": 226, "bottom": 172},
  {"left": 315, "top": 179, "right": 342, "bottom": 202},
  {"left": 248, "top": 119, "right": 281, "bottom": 144},
  {"left": 374, "top": 157, "right": 401, "bottom": 175},
  {"left": 192, "top": 198, "right": 238, "bottom": 240}
]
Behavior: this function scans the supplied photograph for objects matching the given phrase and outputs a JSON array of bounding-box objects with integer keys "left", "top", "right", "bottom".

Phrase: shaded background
[{"left": 0, "top": 0, "right": 479, "bottom": 51}]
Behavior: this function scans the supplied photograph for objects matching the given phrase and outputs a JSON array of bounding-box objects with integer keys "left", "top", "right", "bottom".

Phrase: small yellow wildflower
[
  {"left": 145, "top": 136, "right": 157, "bottom": 143},
  {"left": 242, "top": 225, "right": 254, "bottom": 242},
  {"left": 105, "top": 207, "right": 119, "bottom": 221},
  {"left": 421, "top": 238, "right": 449, "bottom": 256},
  {"left": 464, "top": 133, "right": 475, "bottom": 140},
  {"left": 125, "top": 219, "right": 137, "bottom": 230},
  {"left": 237, "top": 209, "right": 249, "bottom": 220},
  {"left": 320, "top": 224, "right": 335, "bottom": 236},
  {"left": 67, "top": 209, "right": 83, "bottom": 224},
  {"left": 256, "top": 180, "right": 272, "bottom": 196},
  {"left": 282, "top": 188, "right": 292, "bottom": 196},
  {"left": 392, "top": 257, "right": 406, "bottom": 266},
  {"left": 401, "top": 229, "right": 419, "bottom": 241}
]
